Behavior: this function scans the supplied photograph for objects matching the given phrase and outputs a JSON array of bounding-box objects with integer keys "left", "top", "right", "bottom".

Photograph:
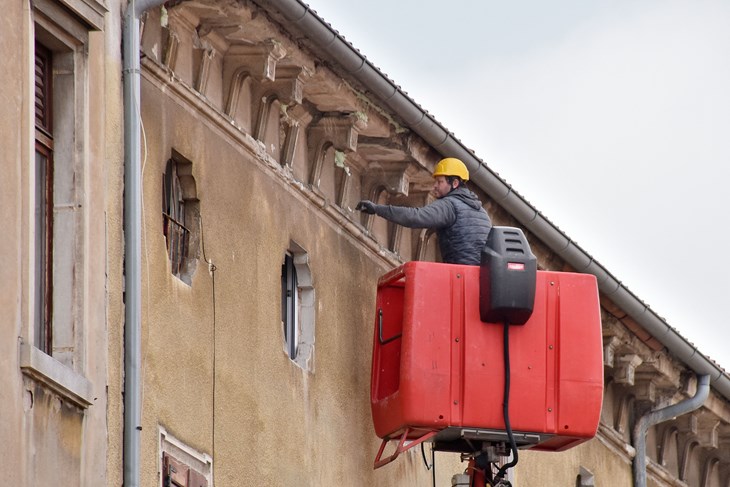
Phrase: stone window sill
[{"left": 20, "top": 343, "right": 93, "bottom": 408}]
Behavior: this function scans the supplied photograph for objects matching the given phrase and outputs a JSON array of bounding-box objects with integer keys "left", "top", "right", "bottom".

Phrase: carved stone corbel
[
  {"left": 679, "top": 438, "right": 700, "bottom": 481},
  {"left": 415, "top": 228, "right": 437, "bottom": 261},
  {"left": 280, "top": 104, "right": 314, "bottom": 169},
  {"left": 697, "top": 419, "right": 721, "bottom": 448},
  {"left": 253, "top": 65, "right": 310, "bottom": 141},
  {"left": 194, "top": 46, "right": 215, "bottom": 94},
  {"left": 362, "top": 162, "right": 411, "bottom": 200},
  {"left": 658, "top": 425, "right": 679, "bottom": 466},
  {"left": 307, "top": 114, "right": 364, "bottom": 189},
  {"left": 614, "top": 393, "right": 634, "bottom": 436},
  {"left": 676, "top": 413, "right": 700, "bottom": 436},
  {"left": 223, "top": 39, "right": 286, "bottom": 118},
  {"left": 192, "top": 25, "right": 229, "bottom": 97},
  {"left": 224, "top": 39, "right": 285, "bottom": 82},
  {"left": 270, "top": 65, "right": 309, "bottom": 104},
  {"left": 603, "top": 336, "right": 621, "bottom": 368},
  {"left": 162, "top": 28, "right": 180, "bottom": 71},
  {"left": 632, "top": 378, "right": 658, "bottom": 404},
  {"left": 615, "top": 353, "right": 643, "bottom": 386},
  {"left": 701, "top": 457, "right": 721, "bottom": 487}
]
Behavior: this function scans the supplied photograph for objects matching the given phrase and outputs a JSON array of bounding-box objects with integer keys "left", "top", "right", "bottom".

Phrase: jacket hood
[{"left": 446, "top": 187, "right": 483, "bottom": 210}]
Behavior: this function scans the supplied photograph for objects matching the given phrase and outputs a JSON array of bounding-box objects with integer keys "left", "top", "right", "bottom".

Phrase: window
[
  {"left": 34, "top": 41, "right": 54, "bottom": 355},
  {"left": 162, "top": 152, "right": 200, "bottom": 285},
  {"left": 33, "top": 28, "right": 82, "bottom": 368},
  {"left": 163, "top": 159, "right": 189, "bottom": 277},
  {"left": 280, "top": 244, "right": 315, "bottom": 370},
  {"left": 20, "top": 4, "right": 93, "bottom": 408},
  {"left": 281, "top": 252, "right": 299, "bottom": 359},
  {"left": 163, "top": 454, "right": 208, "bottom": 487},
  {"left": 159, "top": 427, "right": 212, "bottom": 487}
]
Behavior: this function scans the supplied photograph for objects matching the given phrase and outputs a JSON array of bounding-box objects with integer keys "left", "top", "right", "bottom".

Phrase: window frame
[
  {"left": 161, "top": 152, "right": 200, "bottom": 285},
  {"left": 280, "top": 243, "right": 315, "bottom": 370},
  {"left": 34, "top": 39, "right": 54, "bottom": 354},
  {"left": 159, "top": 426, "right": 212, "bottom": 487},
  {"left": 163, "top": 158, "right": 190, "bottom": 278},
  {"left": 19, "top": 2, "right": 93, "bottom": 408}
]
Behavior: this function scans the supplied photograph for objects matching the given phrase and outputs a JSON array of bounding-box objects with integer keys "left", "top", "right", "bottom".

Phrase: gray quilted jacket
[{"left": 373, "top": 188, "right": 492, "bottom": 265}]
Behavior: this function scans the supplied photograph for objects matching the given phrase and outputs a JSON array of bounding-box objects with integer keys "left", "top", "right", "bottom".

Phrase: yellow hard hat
[{"left": 433, "top": 157, "right": 469, "bottom": 181}]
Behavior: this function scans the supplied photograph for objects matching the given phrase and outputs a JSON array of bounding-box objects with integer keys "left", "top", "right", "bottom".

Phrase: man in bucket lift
[{"left": 356, "top": 157, "right": 492, "bottom": 265}]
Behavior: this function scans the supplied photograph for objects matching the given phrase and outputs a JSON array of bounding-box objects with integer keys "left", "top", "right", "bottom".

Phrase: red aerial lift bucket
[{"left": 370, "top": 261, "right": 603, "bottom": 468}]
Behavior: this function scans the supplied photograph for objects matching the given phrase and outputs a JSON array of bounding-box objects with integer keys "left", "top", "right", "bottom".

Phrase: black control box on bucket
[{"left": 480, "top": 227, "right": 537, "bottom": 325}]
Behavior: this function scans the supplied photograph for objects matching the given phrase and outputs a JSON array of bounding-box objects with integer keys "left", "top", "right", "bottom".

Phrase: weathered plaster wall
[
  {"left": 516, "top": 438, "right": 633, "bottom": 486},
  {"left": 0, "top": 1, "right": 29, "bottom": 485},
  {"left": 103, "top": 1, "right": 127, "bottom": 485},
  {"left": 136, "top": 73, "right": 464, "bottom": 484}
]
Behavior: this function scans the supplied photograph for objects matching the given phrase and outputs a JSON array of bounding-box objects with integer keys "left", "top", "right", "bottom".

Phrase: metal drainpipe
[
  {"left": 632, "top": 374, "right": 710, "bottom": 487},
  {"left": 122, "top": 1, "right": 165, "bottom": 485}
]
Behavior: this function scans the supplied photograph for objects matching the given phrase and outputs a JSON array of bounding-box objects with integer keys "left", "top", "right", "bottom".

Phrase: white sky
[{"left": 303, "top": 0, "right": 730, "bottom": 370}]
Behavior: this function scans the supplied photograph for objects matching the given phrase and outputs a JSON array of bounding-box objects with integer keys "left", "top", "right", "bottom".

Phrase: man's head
[{"left": 432, "top": 158, "right": 469, "bottom": 198}]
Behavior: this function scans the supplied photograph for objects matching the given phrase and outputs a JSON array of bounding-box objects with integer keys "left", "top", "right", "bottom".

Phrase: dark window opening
[
  {"left": 281, "top": 252, "right": 298, "bottom": 360},
  {"left": 162, "top": 158, "right": 191, "bottom": 280}
]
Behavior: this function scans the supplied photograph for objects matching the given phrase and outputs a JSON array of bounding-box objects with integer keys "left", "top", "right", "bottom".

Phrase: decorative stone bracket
[
  {"left": 307, "top": 114, "right": 365, "bottom": 189},
  {"left": 615, "top": 353, "right": 643, "bottom": 386},
  {"left": 224, "top": 39, "right": 285, "bottom": 82},
  {"left": 223, "top": 39, "right": 285, "bottom": 117},
  {"left": 253, "top": 65, "right": 310, "bottom": 141},
  {"left": 264, "top": 65, "right": 309, "bottom": 105},
  {"left": 362, "top": 165, "right": 411, "bottom": 200}
]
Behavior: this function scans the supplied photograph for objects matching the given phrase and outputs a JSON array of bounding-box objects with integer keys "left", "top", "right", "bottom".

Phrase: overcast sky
[{"left": 303, "top": 0, "right": 730, "bottom": 370}]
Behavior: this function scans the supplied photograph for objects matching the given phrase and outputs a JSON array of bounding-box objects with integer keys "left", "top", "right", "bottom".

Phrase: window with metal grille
[
  {"left": 162, "top": 158, "right": 189, "bottom": 278},
  {"left": 162, "top": 154, "right": 199, "bottom": 285}
]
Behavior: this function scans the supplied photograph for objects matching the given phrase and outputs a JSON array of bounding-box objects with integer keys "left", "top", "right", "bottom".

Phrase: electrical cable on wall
[
  {"left": 421, "top": 442, "right": 436, "bottom": 487},
  {"left": 139, "top": 112, "right": 153, "bottom": 416},
  {"left": 199, "top": 215, "right": 217, "bottom": 486}
]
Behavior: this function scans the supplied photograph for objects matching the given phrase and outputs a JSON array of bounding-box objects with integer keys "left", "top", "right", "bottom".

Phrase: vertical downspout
[
  {"left": 122, "top": 1, "right": 165, "bottom": 485},
  {"left": 632, "top": 374, "right": 710, "bottom": 487}
]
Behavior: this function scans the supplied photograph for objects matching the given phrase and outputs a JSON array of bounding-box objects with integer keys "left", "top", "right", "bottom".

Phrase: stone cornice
[{"left": 141, "top": 57, "right": 401, "bottom": 270}]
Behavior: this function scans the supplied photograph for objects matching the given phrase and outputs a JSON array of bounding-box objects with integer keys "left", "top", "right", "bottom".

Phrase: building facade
[
  {"left": 2, "top": 0, "right": 729, "bottom": 486},
  {"left": 1, "top": 0, "right": 120, "bottom": 485}
]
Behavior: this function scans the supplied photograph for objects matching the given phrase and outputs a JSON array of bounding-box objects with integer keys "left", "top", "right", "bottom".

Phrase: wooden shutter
[
  {"left": 187, "top": 469, "right": 208, "bottom": 487},
  {"left": 34, "top": 42, "right": 52, "bottom": 133},
  {"left": 162, "top": 453, "right": 208, "bottom": 487}
]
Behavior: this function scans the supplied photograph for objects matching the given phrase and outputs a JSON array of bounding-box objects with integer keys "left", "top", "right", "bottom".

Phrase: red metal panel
[
  {"left": 462, "top": 269, "right": 554, "bottom": 433},
  {"left": 370, "top": 261, "right": 603, "bottom": 452}
]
